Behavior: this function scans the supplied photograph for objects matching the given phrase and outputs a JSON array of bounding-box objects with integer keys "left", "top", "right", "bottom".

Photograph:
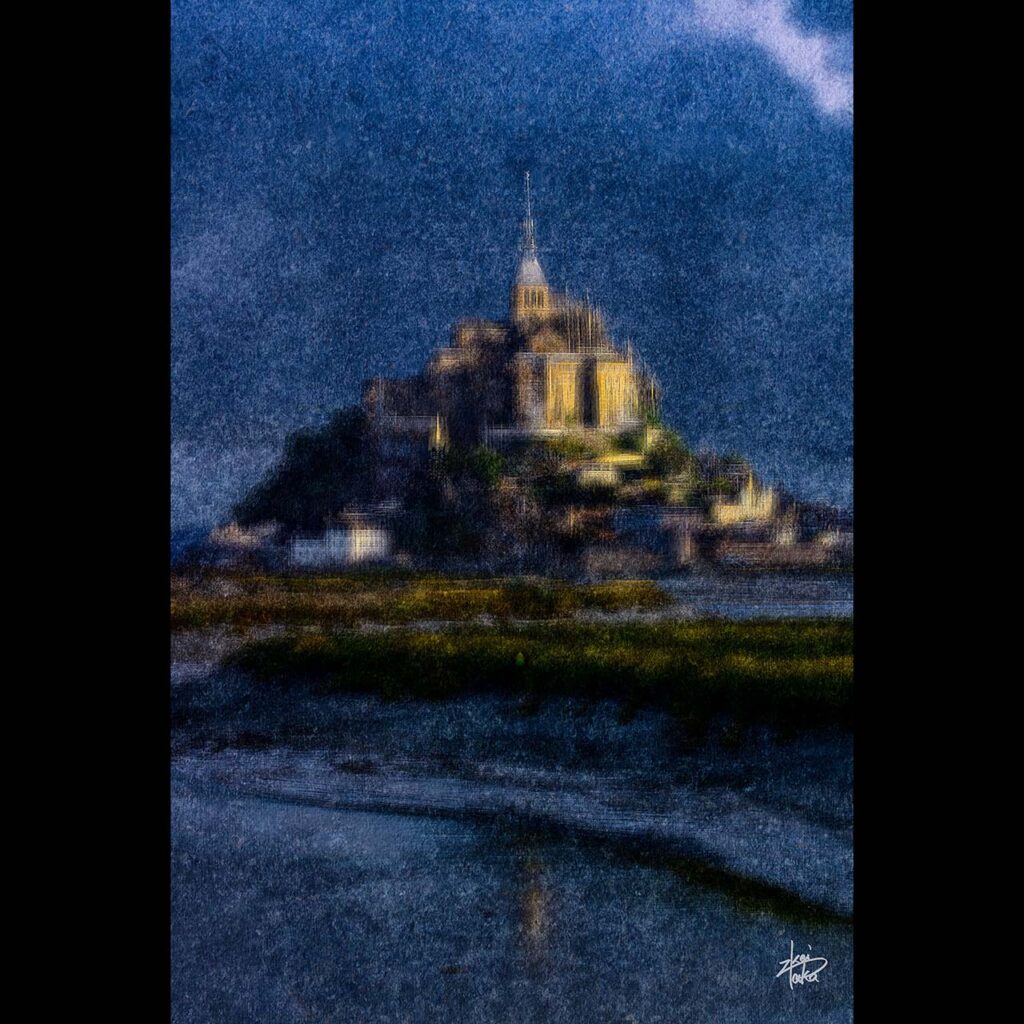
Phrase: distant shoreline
[{"left": 171, "top": 569, "right": 851, "bottom": 633}]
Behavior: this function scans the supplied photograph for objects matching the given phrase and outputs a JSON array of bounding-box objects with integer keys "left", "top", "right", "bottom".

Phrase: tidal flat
[
  {"left": 172, "top": 670, "right": 853, "bottom": 1023},
  {"left": 171, "top": 572, "right": 853, "bottom": 1022}
]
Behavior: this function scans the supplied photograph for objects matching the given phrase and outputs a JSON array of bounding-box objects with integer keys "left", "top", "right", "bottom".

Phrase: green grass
[
  {"left": 170, "top": 574, "right": 674, "bottom": 629},
  {"left": 225, "top": 619, "right": 853, "bottom": 730}
]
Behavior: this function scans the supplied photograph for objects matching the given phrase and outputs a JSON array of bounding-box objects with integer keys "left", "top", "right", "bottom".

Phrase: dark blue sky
[{"left": 172, "top": 0, "right": 852, "bottom": 528}]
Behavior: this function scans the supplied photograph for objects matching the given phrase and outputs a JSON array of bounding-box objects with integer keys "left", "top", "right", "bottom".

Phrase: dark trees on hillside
[{"left": 232, "top": 408, "right": 374, "bottom": 531}]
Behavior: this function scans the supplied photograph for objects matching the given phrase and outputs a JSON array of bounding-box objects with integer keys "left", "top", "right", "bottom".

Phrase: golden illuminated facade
[
  {"left": 595, "top": 360, "right": 639, "bottom": 428},
  {"left": 711, "top": 471, "right": 778, "bottom": 525},
  {"left": 364, "top": 174, "right": 658, "bottom": 445},
  {"left": 545, "top": 360, "right": 579, "bottom": 428}
]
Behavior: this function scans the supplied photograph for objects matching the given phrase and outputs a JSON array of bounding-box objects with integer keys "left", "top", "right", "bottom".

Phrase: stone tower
[{"left": 510, "top": 173, "right": 552, "bottom": 325}]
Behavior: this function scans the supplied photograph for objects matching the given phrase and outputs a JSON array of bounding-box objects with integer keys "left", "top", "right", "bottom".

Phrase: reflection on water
[
  {"left": 172, "top": 781, "right": 853, "bottom": 1024},
  {"left": 171, "top": 593, "right": 853, "bottom": 1022},
  {"left": 518, "top": 853, "right": 552, "bottom": 964}
]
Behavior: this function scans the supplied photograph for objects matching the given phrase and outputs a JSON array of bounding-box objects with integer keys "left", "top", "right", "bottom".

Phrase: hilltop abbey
[
  {"left": 362, "top": 176, "right": 659, "bottom": 447},
  {"left": 213, "top": 176, "right": 853, "bottom": 573}
]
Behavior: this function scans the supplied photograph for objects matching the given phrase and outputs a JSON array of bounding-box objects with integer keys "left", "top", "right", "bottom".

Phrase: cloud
[{"left": 653, "top": 1, "right": 853, "bottom": 118}]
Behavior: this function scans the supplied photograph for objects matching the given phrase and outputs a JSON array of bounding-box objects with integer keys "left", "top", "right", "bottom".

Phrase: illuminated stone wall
[
  {"left": 594, "top": 360, "right": 639, "bottom": 428},
  {"left": 711, "top": 476, "right": 778, "bottom": 525},
  {"left": 545, "top": 360, "right": 580, "bottom": 428}
]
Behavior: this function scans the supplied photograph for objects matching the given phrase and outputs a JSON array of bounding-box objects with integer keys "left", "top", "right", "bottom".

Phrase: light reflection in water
[{"left": 517, "top": 853, "right": 552, "bottom": 963}]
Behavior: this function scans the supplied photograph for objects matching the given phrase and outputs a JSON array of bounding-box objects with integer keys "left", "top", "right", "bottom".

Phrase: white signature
[{"left": 776, "top": 940, "right": 828, "bottom": 989}]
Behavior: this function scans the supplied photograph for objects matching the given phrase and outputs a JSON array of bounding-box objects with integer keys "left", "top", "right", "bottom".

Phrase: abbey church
[
  {"left": 362, "top": 177, "right": 659, "bottom": 447},
  {"left": 218, "top": 177, "right": 853, "bottom": 572}
]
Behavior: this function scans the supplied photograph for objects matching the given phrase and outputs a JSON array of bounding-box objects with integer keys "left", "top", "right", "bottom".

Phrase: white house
[{"left": 288, "top": 525, "right": 392, "bottom": 568}]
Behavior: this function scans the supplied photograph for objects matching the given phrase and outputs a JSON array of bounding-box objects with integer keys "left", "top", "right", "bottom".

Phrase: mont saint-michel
[
  {"left": 196, "top": 178, "right": 851, "bottom": 575},
  {"left": 171, "top": 2, "right": 854, "bottom": 1017}
]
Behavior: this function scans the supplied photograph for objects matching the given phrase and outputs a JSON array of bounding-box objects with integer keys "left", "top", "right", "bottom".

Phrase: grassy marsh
[
  {"left": 225, "top": 619, "right": 852, "bottom": 730},
  {"left": 170, "top": 573, "right": 674, "bottom": 629}
]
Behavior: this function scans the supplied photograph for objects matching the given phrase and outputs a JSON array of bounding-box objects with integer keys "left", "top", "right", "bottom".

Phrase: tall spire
[
  {"left": 513, "top": 170, "right": 547, "bottom": 289},
  {"left": 521, "top": 171, "right": 537, "bottom": 257}
]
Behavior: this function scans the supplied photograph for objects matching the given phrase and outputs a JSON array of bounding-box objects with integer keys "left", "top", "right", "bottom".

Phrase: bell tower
[{"left": 510, "top": 172, "right": 552, "bottom": 324}]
